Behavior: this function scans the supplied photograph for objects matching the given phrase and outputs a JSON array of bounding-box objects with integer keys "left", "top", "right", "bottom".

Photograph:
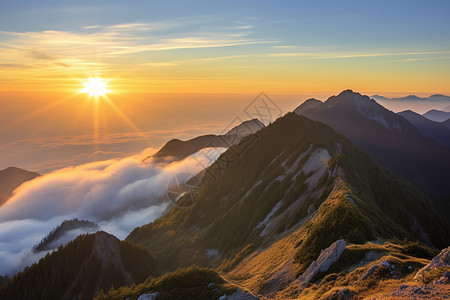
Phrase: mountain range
[
  {"left": 372, "top": 94, "right": 450, "bottom": 102},
  {"left": 294, "top": 90, "right": 450, "bottom": 198},
  {"left": 1, "top": 90, "right": 450, "bottom": 299}
]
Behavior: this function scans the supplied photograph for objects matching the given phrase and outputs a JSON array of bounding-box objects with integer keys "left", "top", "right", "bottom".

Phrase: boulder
[
  {"left": 297, "top": 239, "right": 346, "bottom": 286},
  {"left": 415, "top": 245, "right": 450, "bottom": 280}
]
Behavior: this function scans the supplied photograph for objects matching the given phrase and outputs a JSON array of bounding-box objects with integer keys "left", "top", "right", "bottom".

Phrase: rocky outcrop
[
  {"left": 415, "top": 245, "right": 450, "bottom": 280},
  {"left": 298, "top": 239, "right": 346, "bottom": 286},
  {"left": 137, "top": 292, "right": 160, "bottom": 300}
]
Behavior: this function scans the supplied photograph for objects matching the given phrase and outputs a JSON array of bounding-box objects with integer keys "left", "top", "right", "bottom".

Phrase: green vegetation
[{"left": 95, "top": 266, "right": 236, "bottom": 300}]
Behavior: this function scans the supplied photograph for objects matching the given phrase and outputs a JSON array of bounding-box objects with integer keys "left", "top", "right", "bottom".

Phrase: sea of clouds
[{"left": 0, "top": 147, "right": 225, "bottom": 276}]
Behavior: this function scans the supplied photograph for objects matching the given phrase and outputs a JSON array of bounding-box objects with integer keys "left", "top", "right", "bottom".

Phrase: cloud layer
[{"left": 0, "top": 147, "right": 224, "bottom": 275}]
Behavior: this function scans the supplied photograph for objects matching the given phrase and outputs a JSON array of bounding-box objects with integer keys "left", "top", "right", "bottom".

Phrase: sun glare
[{"left": 80, "top": 78, "right": 110, "bottom": 97}]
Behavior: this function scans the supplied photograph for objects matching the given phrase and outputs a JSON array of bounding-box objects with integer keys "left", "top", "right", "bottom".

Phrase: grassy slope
[{"left": 94, "top": 266, "right": 236, "bottom": 300}]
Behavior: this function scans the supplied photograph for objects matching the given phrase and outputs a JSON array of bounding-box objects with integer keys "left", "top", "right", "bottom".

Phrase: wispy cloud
[
  {"left": 0, "top": 17, "right": 269, "bottom": 78},
  {"left": 267, "top": 50, "right": 448, "bottom": 59}
]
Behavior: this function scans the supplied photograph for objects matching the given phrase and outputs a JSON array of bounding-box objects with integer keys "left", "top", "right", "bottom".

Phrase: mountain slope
[
  {"left": 128, "top": 113, "right": 449, "bottom": 277},
  {"left": 294, "top": 90, "right": 450, "bottom": 197},
  {"left": 0, "top": 231, "right": 159, "bottom": 300},
  {"left": 423, "top": 109, "right": 450, "bottom": 122},
  {"left": 147, "top": 119, "right": 264, "bottom": 161},
  {"left": 0, "top": 167, "right": 40, "bottom": 205},
  {"left": 442, "top": 118, "right": 450, "bottom": 129},
  {"left": 95, "top": 266, "right": 244, "bottom": 300},
  {"left": 398, "top": 110, "right": 450, "bottom": 147}
]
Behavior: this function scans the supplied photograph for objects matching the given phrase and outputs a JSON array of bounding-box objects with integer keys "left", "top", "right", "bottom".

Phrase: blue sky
[{"left": 2, "top": 0, "right": 450, "bottom": 50}]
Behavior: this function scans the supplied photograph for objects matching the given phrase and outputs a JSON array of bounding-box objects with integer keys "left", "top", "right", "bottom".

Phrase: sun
[{"left": 80, "top": 78, "right": 110, "bottom": 97}]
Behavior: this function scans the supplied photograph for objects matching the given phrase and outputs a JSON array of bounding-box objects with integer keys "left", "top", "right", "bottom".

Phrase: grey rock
[
  {"left": 415, "top": 245, "right": 450, "bottom": 280},
  {"left": 137, "top": 292, "right": 160, "bottom": 300},
  {"left": 297, "top": 239, "right": 346, "bottom": 286}
]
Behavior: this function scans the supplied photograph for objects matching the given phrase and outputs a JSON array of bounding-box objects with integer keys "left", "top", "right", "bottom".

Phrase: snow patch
[
  {"left": 257, "top": 201, "right": 283, "bottom": 236},
  {"left": 301, "top": 148, "right": 331, "bottom": 188},
  {"left": 206, "top": 249, "right": 219, "bottom": 258}
]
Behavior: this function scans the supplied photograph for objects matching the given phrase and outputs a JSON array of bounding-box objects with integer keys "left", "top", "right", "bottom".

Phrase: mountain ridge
[{"left": 398, "top": 110, "right": 450, "bottom": 147}]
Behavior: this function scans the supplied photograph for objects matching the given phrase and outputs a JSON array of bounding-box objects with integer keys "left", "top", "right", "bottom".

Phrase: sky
[
  {"left": 1, "top": 0, "right": 450, "bottom": 171},
  {"left": 1, "top": 0, "right": 450, "bottom": 95}
]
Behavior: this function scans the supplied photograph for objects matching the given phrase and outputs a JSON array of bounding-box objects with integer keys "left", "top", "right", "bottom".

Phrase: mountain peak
[
  {"left": 224, "top": 118, "right": 264, "bottom": 136},
  {"left": 293, "top": 98, "right": 323, "bottom": 115},
  {"left": 338, "top": 89, "right": 359, "bottom": 96}
]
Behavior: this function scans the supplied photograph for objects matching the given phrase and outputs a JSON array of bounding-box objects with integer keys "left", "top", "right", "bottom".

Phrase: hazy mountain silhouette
[
  {"left": 372, "top": 94, "right": 450, "bottom": 102},
  {"left": 422, "top": 109, "right": 450, "bottom": 122},
  {"left": 294, "top": 90, "right": 450, "bottom": 197},
  {"left": 0, "top": 167, "right": 40, "bottom": 206},
  {"left": 146, "top": 118, "right": 264, "bottom": 161},
  {"left": 398, "top": 110, "right": 450, "bottom": 147}
]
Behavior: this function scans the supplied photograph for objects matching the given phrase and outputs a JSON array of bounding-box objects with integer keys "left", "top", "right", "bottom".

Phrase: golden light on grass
[{"left": 80, "top": 78, "right": 110, "bottom": 97}]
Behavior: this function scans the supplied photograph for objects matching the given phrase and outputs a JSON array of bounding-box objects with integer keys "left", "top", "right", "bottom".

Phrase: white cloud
[{"left": 0, "top": 147, "right": 225, "bottom": 275}]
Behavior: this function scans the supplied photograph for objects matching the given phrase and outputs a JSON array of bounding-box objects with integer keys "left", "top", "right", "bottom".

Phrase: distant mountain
[
  {"left": 0, "top": 167, "right": 40, "bottom": 205},
  {"left": 372, "top": 94, "right": 450, "bottom": 102},
  {"left": 146, "top": 119, "right": 264, "bottom": 162},
  {"left": 34, "top": 218, "right": 99, "bottom": 252},
  {"left": 128, "top": 112, "right": 448, "bottom": 273},
  {"left": 294, "top": 90, "right": 450, "bottom": 197},
  {"left": 293, "top": 98, "right": 322, "bottom": 115},
  {"left": 423, "top": 109, "right": 450, "bottom": 122},
  {"left": 443, "top": 104, "right": 450, "bottom": 112},
  {"left": 398, "top": 110, "right": 450, "bottom": 147},
  {"left": 224, "top": 118, "right": 265, "bottom": 136},
  {"left": 0, "top": 231, "right": 159, "bottom": 300}
]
